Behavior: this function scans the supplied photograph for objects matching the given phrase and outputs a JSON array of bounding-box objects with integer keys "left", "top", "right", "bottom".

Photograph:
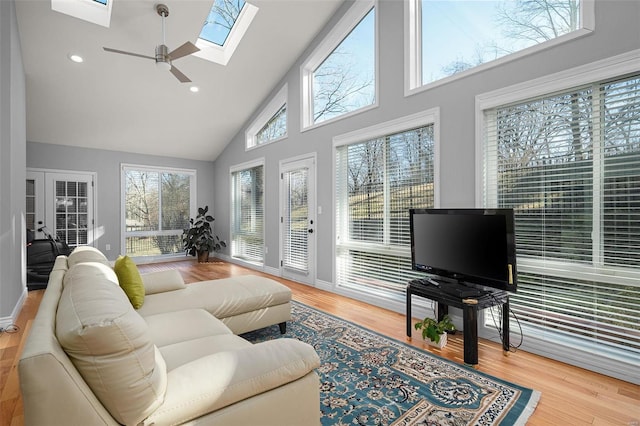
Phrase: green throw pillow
[{"left": 114, "top": 255, "right": 145, "bottom": 309}]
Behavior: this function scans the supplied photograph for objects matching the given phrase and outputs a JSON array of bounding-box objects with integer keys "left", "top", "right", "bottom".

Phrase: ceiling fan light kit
[{"left": 103, "top": 3, "right": 200, "bottom": 83}]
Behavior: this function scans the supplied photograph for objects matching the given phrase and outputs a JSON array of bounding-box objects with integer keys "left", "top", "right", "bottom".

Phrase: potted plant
[
  {"left": 182, "top": 206, "right": 226, "bottom": 263},
  {"left": 414, "top": 314, "right": 455, "bottom": 349}
]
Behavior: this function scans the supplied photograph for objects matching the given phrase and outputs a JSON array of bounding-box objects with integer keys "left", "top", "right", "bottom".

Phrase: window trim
[
  {"left": 300, "top": 0, "right": 378, "bottom": 131},
  {"left": 245, "top": 84, "right": 288, "bottom": 150},
  {"left": 51, "top": 0, "right": 112, "bottom": 27},
  {"left": 404, "top": 0, "right": 596, "bottom": 96},
  {"left": 229, "top": 158, "right": 265, "bottom": 267},
  {"left": 120, "top": 163, "right": 197, "bottom": 262}
]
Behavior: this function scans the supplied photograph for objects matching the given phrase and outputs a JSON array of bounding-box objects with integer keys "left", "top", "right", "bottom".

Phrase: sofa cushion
[
  {"left": 114, "top": 255, "right": 145, "bottom": 308},
  {"left": 56, "top": 262, "right": 167, "bottom": 426},
  {"left": 143, "top": 309, "right": 232, "bottom": 348},
  {"left": 141, "top": 269, "right": 186, "bottom": 295},
  {"left": 62, "top": 261, "right": 119, "bottom": 288},
  {"left": 67, "top": 245, "right": 110, "bottom": 267}
]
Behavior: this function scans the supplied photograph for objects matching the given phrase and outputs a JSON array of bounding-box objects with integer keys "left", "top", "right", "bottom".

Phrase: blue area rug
[{"left": 242, "top": 301, "right": 540, "bottom": 425}]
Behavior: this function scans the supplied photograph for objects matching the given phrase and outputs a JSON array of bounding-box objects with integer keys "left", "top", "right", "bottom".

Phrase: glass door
[{"left": 280, "top": 156, "right": 316, "bottom": 285}]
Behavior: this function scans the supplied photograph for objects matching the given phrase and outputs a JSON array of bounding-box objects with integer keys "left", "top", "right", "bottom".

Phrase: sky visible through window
[
  {"left": 312, "top": 8, "right": 375, "bottom": 124},
  {"left": 421, "top": 0, "right": 580, "bottom": 84},
  {"left": 200, "top": 0, "right": 246, "bottom": 46}
]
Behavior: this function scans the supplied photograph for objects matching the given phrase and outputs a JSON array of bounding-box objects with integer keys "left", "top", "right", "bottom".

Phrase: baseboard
[{"left": 0, "top": 287, "right": 27, "bottom": 329}]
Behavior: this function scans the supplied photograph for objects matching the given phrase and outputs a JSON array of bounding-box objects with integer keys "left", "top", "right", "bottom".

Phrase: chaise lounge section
[{"left": 19, "top": 247, "right": 321, "bottom": 425}]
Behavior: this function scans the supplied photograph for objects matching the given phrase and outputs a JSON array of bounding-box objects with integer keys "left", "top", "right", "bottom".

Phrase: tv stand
[{"left": 406, "top": 280, "right": 510, "bottom": 366}]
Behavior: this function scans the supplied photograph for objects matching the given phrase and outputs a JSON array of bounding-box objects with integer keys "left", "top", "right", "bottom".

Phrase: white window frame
[
  {"left": 404, "top": 0, "right": 595, "bottom": 96},
  {"left": 245, "top": 84, "right": 288, "bottom": 150},
  {"left": 194, "top": 1, "right": 259, "bottom": 66},
  {"left": 120, "top": 164, "right": 197, "bottom": 263},
  {"left": 51, "top": 0, "right": 112, "bottom": 27},
  {"left": 300, "top": 0, "right": 378, "bottom": 131},
  {"left": 475, "top": 49, "right": 640, "bottom": 384},
  {"left": 331, "top": 108, "right": 440, "bottom": 312},
  {"left": 229, "top": 158, "right": 265, "bottom": 267}
]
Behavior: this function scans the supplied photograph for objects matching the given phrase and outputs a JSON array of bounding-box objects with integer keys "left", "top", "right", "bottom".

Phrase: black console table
[{"left": 406, "top": 280, "right": 510, "bottom": 366}]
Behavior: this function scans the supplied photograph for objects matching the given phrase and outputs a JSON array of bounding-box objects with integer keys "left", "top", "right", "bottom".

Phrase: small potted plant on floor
[
  {"left": 182, "top": 206, "right": 226, "bottom": 263},
  {"left": 414, "top": 314, "right": 455, "bottom": 349}
]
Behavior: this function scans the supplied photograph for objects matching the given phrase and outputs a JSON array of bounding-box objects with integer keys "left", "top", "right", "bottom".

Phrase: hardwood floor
[{"left": 2, "top": 258, "right": 639, "bottom": 425}]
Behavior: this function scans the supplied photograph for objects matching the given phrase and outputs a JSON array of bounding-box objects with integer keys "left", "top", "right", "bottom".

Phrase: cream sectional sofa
[{"left": 19, "top": 248, "right": 321, "bottom": 426}]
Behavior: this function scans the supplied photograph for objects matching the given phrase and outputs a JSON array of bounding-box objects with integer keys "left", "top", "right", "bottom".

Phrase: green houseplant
[
  {"left": 182, "top": 206, "right": 226, "bottom": 263},
  {"left": 414, "top": 314, "right": 455, "bottom": 348}
]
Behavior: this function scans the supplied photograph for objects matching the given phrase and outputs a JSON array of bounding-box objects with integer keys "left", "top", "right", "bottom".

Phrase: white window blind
[
  {"left": 282, "top": 168, "right": 309, "bottom": 272},
  {"left": 231, "top": 164, "right": 264, "bottom": 264},
  {"left": 336, "top": 125, "right": 435, "bottom": 295},
  {"left": 483, "top": 73, "right": 640, "bottom": 363}
]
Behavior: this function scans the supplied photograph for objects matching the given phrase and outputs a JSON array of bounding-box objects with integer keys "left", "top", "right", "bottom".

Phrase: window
[
  {"left": 122, "top": 165, "right": 195, "bottom": 259},
  {"left": 245, "top": 84, "right": 287, "bottom": 150},
  {"left": 301, "top": 0, "right": 377, "bottom": 129},
  {"left": 335, "top": 110, "right": 439, "bottom": 297},
  {"left": 196, "top": 0, "right": 259, "bottom": 66},
  {"left": 230, "top": 160, "right": 264, "bottom": 264},
  {"left": 481, "top": 64, "right": 640, "bottom": 379},
  {"left": 200, "top": 0, "right": 246, "bottom": 46},
  {"left": 405, "top": 0, "right": 594, "bottom": 92},
  {"left": 51, "top": 0, "right": 112, "bottom": 27}
]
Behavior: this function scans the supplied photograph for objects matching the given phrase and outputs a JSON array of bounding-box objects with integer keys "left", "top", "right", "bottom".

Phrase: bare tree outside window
[
  {"left": 313, "top": 8, "right": 375, "bottom": 124},
  {"left": 422, "top": 0, "right": 581, "bottom": 83}
]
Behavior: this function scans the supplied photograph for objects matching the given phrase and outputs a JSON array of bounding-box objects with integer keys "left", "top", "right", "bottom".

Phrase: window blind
[
  {"left": 336, "top": 125, "right": 435, "bottom": 295},
  {"left": 282, "top": 168, "right": 309, "bottom": 272},
  {"left": 483, "top": 73, "right": 640, "bottom": 361},
  {"left": 231, "top": 164, "right": 264, "bottom": 264}
]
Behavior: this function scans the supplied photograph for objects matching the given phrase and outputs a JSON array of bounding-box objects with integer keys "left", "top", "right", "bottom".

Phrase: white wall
[{"left": 0, "top": 0, "right": 27, "bottom": 327}]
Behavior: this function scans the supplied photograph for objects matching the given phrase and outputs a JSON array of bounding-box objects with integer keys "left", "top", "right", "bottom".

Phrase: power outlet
[{"left": 105, "top": 244, "right": 111, "bottom": 251}]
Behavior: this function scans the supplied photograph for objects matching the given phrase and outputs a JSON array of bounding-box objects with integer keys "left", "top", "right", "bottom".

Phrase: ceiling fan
[{"left": 103, "top": 3, "right": 200, "bottom": 83}]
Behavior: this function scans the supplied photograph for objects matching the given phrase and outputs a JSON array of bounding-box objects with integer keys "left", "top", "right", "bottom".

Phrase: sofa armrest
[
  {"left": 146, "top": 339, "right": 320, "bottom": 425},
  {"left": 140, "top": 269, "right": 186, "bottom": 295}
]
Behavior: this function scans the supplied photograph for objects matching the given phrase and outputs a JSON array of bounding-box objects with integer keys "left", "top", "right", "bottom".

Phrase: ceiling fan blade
[
  {"left": 103, "top": 47, "right": 155, "bottom": 61},
  {"left": 168, "top": 41, "right": 200, "bottom": 61},
  {"left": 169, "top": 65, "right": 192, "bottom": 83}
]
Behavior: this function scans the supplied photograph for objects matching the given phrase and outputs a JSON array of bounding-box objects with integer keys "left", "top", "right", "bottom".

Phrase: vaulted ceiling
[{"left": 15, "top": 0, "right": 343, "bottom": 161}]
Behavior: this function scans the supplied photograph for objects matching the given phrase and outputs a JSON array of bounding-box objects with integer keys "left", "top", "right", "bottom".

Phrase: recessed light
[
  {"left": 68, "top": 54, "right": 84, "bottom": 63},
  {"left": 189, "top": 86, "right": 199, "bottom": 93}
]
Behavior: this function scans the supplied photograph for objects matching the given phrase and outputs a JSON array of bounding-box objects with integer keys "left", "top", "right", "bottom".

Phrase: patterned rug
[{"left": 242, "top": 301, "right": 540, "bottom": 426}]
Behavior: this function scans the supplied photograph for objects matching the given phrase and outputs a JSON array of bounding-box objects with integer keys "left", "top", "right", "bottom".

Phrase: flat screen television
[{"left": 409, "top": 208, "right": 517, "bottom": 292}]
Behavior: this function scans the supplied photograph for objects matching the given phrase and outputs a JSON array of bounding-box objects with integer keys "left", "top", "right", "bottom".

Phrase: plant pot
[
  {"left": 197, "top": 250, "right": 210, "bottom": 263},
  {"left": 427, "top": 332, "right": 447, "bottom": 349}
]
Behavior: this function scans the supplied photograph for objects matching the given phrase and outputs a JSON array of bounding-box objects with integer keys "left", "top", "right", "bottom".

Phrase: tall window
[
  {"left": 406, "top": 0, "right": 594, "bottom": 91},
  {"left": 230, "top": 161, "right": 264, "bottom": 264},
  {"left": 122, "top": 165, "right": 195, "bottom": 258},
  {"left": 335, "top": 111, "right": 438, "bottom": 296},
  {"left": 302, "top": 0, "right": 376, "bottom": 128},
  {"left": 482, "top": 73, "right": 640, "bottom": 369}
]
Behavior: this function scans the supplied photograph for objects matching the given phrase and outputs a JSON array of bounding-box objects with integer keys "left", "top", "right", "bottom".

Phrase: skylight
[
  {"left": 51, "top": 0, "right": 112, "bottom": 28},
  {"left": 200, "top": 0, "right": 246, "bottom": 46},
  {"left": 195, "top": 0, "right": 258, "bottom": 66}
]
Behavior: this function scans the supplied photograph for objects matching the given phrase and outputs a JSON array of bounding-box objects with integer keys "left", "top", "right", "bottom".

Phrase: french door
[
  {"left": 27, "top": 170, "right": 95, "bottom": 249},
  {"left": 280, "top": 155, "right": 316, "bottom": 285}
]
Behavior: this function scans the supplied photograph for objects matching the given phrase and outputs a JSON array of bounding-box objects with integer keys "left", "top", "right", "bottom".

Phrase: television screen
[{"left": 410, "top": 208, "right": 517, "bottom": 292}]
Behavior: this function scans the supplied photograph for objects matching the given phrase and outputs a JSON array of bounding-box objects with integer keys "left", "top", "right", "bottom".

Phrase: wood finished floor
[{"left": 1, "top": 258, "right": 639, "bottom": 425}]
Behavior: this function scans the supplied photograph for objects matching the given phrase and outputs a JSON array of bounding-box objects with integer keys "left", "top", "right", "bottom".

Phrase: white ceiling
[{"left": 15, "top": 0, "right": 343, "bottom": 161}]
